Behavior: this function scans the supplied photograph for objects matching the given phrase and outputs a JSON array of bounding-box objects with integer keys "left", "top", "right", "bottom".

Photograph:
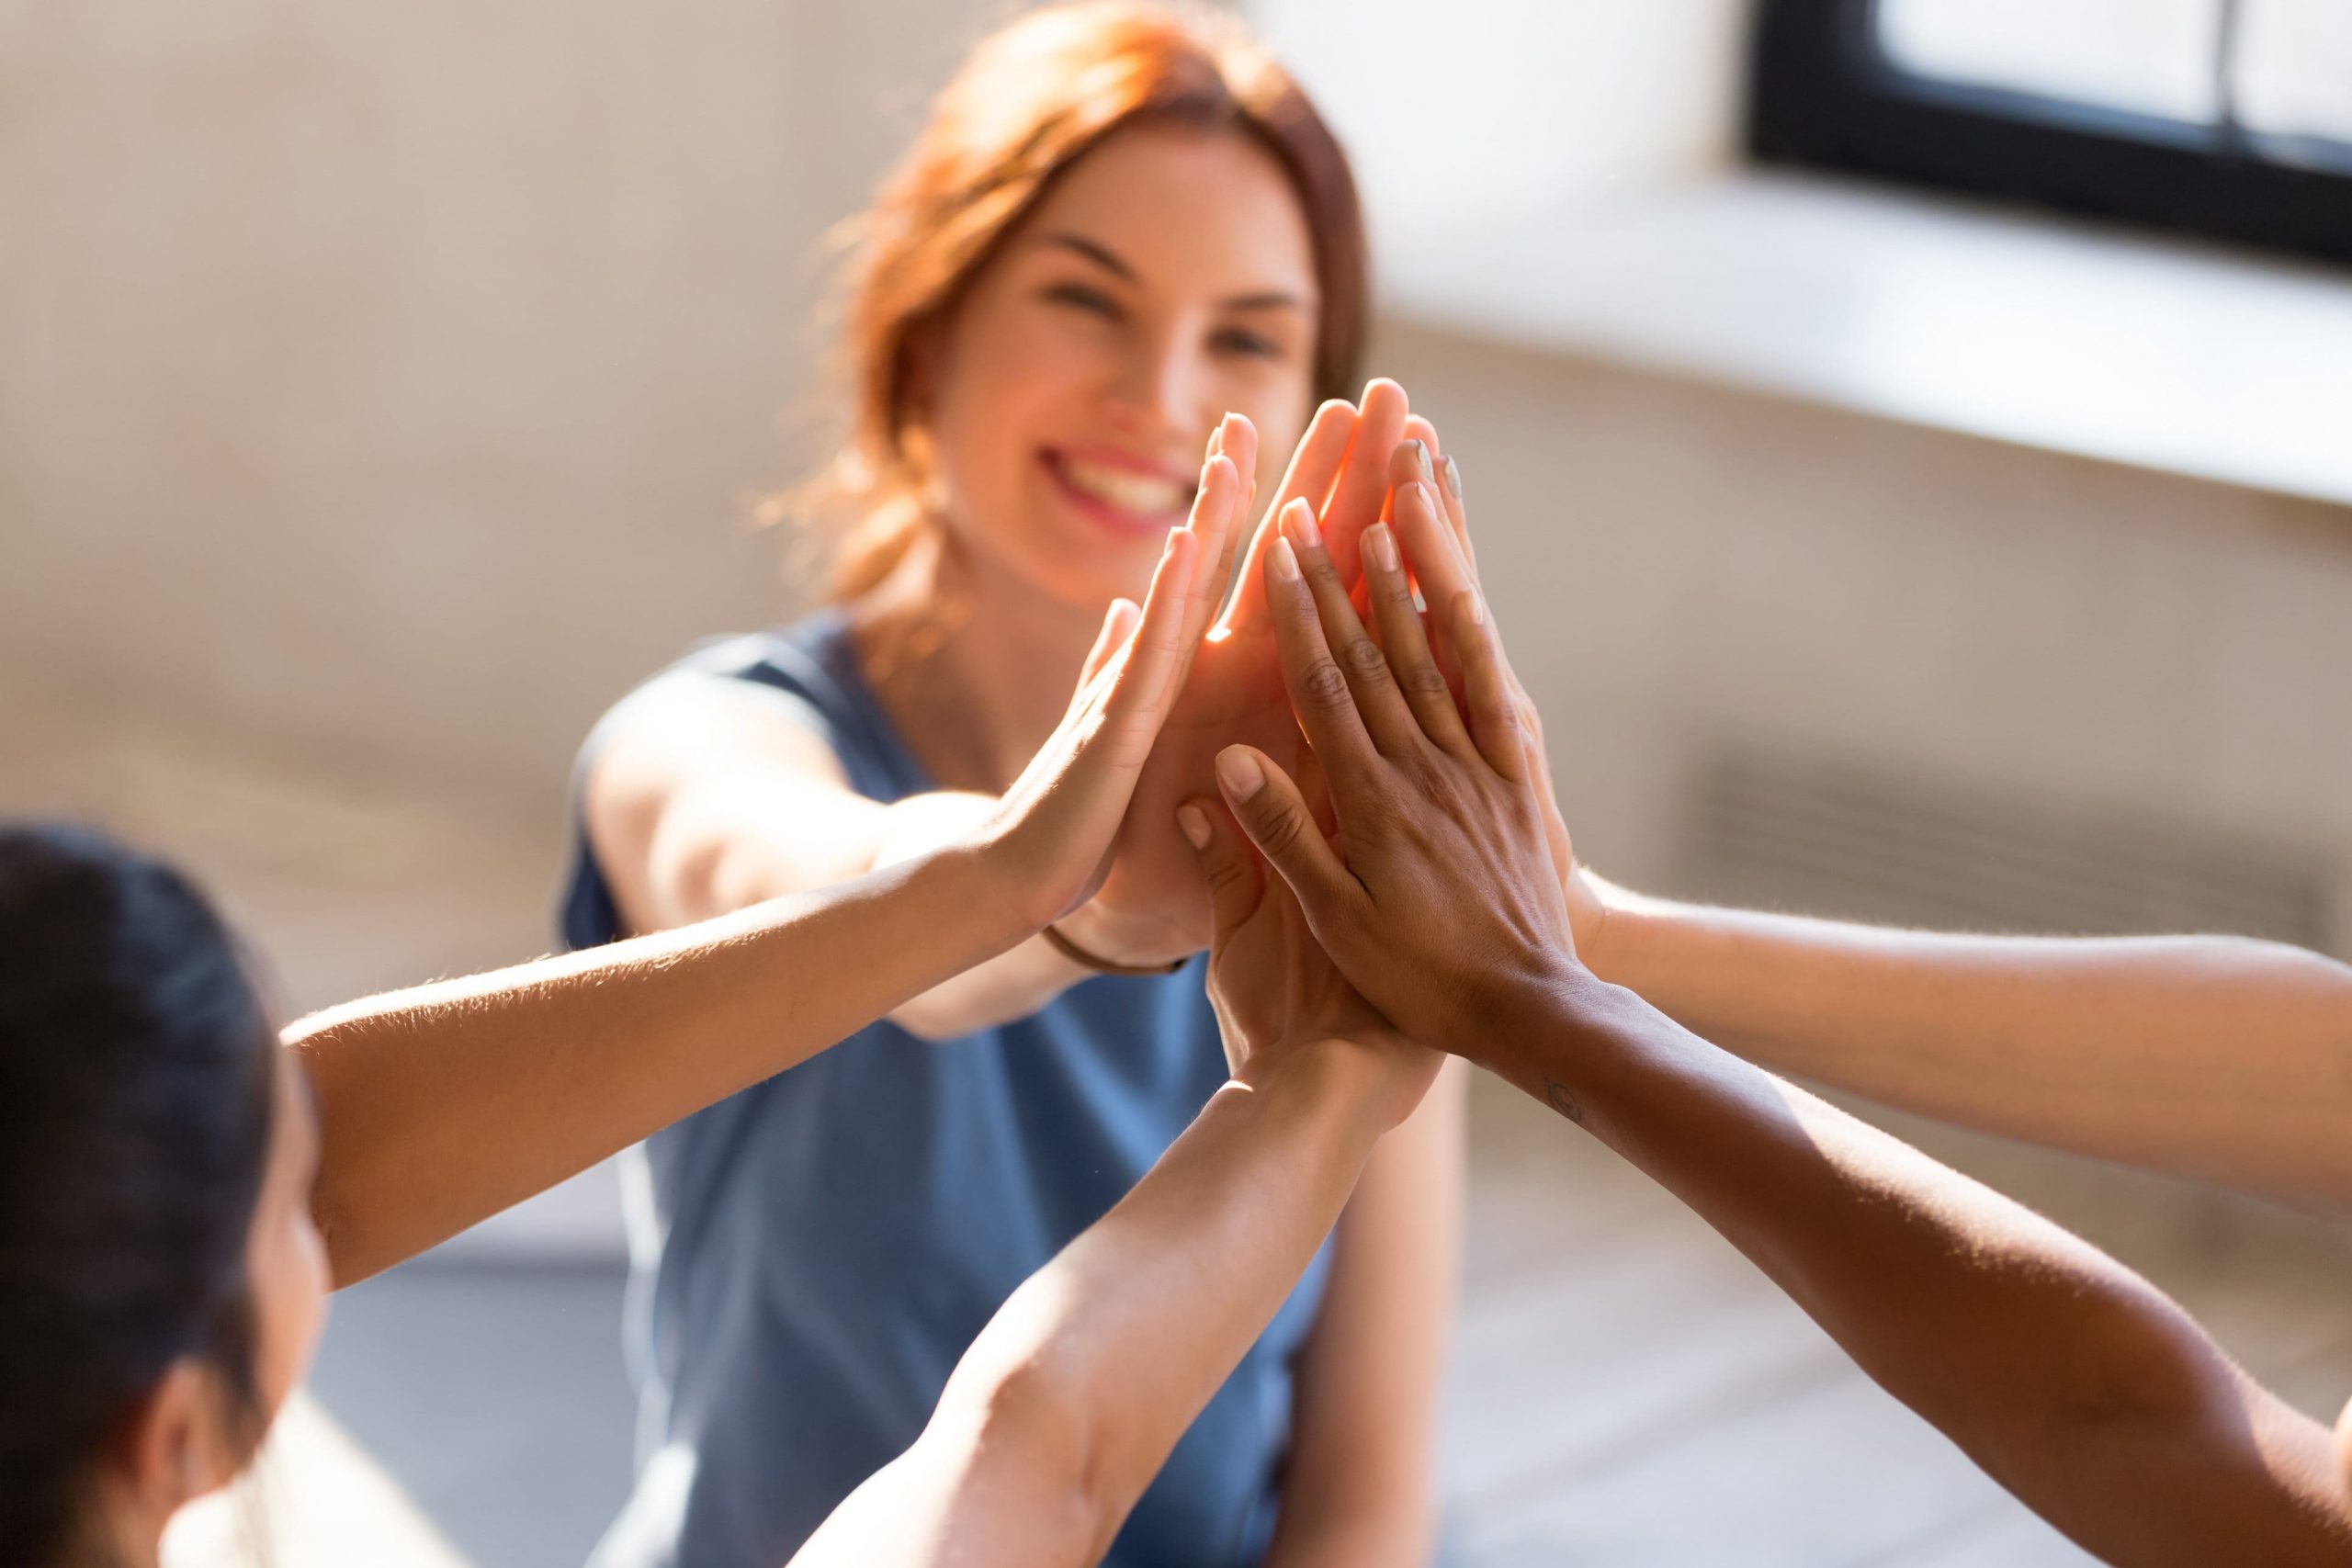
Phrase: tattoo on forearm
[{"left": 1543, "top": 1077, "right": 1586, "bottom": 1125}]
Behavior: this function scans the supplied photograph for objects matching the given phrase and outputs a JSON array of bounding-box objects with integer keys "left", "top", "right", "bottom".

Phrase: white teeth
[{"left": 1060, "top": 457, "right": 1188, "bottom": 518}]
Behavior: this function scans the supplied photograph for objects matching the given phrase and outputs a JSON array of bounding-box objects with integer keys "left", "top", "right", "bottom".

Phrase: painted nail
[
  {"left": 1410, "top": 439, "right": 1434, "bottom": 480},
  {"left": 1285, "top": 497, "right": 1321, "bottom": 549},
  {"left": 1444, "top": 455, "right": 1464, "bottom": 500},
  {"left": 1177, "top": 803, "right": 1213, "bottom": 850},
  {"left": 1216, "top": 746, "right": 1267, "bottom": 802},
  {"left": 1271, "top": 536, "right": 1302, "bottom": 582},
  {"left": 1365, "top": 523, "right": 1399, "bottom": 573}
]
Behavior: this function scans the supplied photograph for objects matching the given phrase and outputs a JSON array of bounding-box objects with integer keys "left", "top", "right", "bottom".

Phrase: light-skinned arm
[
  {"left": 1403, "top": 424, "right": 2352, "bottom": 1213},
  {"left": 1576, "top": 887, "right": 2352, "bottom": 1213},
  {"left": 289, "top": 508, "right": 1209, "bottom": 1285},
  {"left": 785, "top": 779, "right": 1443, "bottom": 1568},
  {"left": 1214, "top": 488, "right": 2352, "bottom": 1566},
  {"left": 1262, "top": 1059, "right": 1463, "bottom": 1568},
  {"left": 581, "top": 413, "right": 1261, "bottom": 1039}
]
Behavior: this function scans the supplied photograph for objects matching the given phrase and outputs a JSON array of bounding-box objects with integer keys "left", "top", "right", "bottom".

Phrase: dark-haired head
[{"left": 0, "top": 823, "right": 325, "bottom": 1566}]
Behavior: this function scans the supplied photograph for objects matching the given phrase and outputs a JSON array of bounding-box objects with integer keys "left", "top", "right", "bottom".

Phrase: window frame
[{"left": 1746, "top": 0, "right": 2352, "bottom": 266}]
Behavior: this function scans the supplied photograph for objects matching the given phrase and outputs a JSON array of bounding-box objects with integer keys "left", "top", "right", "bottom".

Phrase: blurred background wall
[{"left": 1, "top": 1, "right": 988, "bottom": 811}]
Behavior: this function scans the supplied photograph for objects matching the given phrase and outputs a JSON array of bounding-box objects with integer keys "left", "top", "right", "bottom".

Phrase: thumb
[
  {"left": 1076, "top": 597, "right": 1140, "bottom": 695},
  {"left": 1213, "top": 746, "right": 1357, "bottom": 920},
  {"left": 1180, "top": 796, "right": 1262, "bottom": 948}
]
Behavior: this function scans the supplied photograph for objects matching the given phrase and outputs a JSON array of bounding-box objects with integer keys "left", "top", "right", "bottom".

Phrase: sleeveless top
[{"left": 560, "top": 610, "right": 1335, "bottom": 1568}]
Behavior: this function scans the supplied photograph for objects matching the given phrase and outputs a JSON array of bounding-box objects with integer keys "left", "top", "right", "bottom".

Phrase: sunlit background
[{"left": 6, "top": 4, "right": 2351, "bottom": 1565}]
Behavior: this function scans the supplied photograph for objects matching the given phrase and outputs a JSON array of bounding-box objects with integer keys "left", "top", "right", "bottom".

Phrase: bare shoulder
[
  {"left": 584, "top": 671, "right": 869, "bottom": 929},
  {"left": 587, "top": 671, "right": 850, "bottom": 827}
]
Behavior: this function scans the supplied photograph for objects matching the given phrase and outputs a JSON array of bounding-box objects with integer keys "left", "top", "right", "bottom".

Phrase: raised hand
[
  {"left": 976, "top": 418, "right": 1247, "bottom": 933},
  {"left": 1180, "top": 794, "right": 1440, "bottom": 1130},
  {"left": 1377, "top": 423, "right": 1607, "bottom": 955},
  {"left": 1207, "top": 490, "right": 1579, "bottom": 1059},
  {"left": 1067, "top": 380, "right": 1418, "bottom": 965}
]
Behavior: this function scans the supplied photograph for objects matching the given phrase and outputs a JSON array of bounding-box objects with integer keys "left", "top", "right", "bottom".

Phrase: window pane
[
  {"left": 1877, "top": 0, "right": 2225, "bottom": 124},
  {"left": 2235, "top": 0, "right": 2352, "bottom": 147}
]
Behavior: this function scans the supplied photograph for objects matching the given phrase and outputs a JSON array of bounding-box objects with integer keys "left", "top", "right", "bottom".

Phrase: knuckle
[
  {"left": 1251, "top": 799, "right": 1307, "bottom": 859},
  {"left": 1400, "top": 663, "right": 1453, "bottom": 704},
  {"left": 1299, "top": 658, "right": 1352, "bottom": 709},
  {"left": 1340, "top": 634, "right": 1390, "bottom": 679}
]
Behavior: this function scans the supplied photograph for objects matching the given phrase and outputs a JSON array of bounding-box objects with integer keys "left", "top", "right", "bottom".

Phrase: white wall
[
  {"left": 1248, "top": 0, "right": 1750, "bottom": 248},
  {"left": 0, "top": 0, "right": 1009, "bottom": 807},
  {"left": 1373, "top": 318, "right": 2352, "bottom": 953}
]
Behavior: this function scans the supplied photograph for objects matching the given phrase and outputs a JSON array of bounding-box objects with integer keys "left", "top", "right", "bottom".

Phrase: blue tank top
[{"left": 561, "top": 610, "right": 1334, "bottom": 1568}]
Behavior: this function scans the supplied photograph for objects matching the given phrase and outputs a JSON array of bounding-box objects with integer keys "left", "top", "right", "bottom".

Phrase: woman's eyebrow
[
  {"left": 1037, "top": 231, "right": 1312, "bottom": 313},
  {"left": 1040, "top": 231, "right": 1139, "bottom": 281},
  {"left": 1218, "top": 290, "right": 1311, "bottom": 313}
]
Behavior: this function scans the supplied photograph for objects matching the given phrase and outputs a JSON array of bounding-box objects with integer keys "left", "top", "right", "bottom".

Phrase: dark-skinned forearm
[{"left": 1469, "top": 968, "right": 2352, "bottom": 1566}]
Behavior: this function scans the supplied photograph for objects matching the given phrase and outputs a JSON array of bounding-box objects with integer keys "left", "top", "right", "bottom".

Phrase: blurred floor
[
  {"left": 309, "top": 1259, "right": 635, "bottom": 1568},
  {"left": 15, "top": 703, "right": 2352, "bottom": 1567}
]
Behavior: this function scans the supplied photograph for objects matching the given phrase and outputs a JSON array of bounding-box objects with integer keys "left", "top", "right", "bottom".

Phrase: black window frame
[{"left": 1747, "top": 0, "right": 2352, "bottom": 266}]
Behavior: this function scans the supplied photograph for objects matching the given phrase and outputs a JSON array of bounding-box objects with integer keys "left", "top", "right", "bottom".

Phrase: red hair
[{"left": 803, "top": 0, "right": 1369, "bottom": 601}]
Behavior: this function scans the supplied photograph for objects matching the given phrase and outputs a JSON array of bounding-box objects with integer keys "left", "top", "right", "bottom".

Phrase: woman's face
[{"left": 920, "top": 122, "right": 1322, "bottom": 615}]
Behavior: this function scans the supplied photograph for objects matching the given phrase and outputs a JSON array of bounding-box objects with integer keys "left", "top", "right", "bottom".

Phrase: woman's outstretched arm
[
  {"left": 1577, "top": 889, "right": 2352, "bottom": 1213},
  {"left": 289, "top": 515, "right": 1209, "bottom": 1286},
  {"left": 586, "top": 412, "right": 1284, "bottom": 1037},
  {"left": 787, "top": 792, "right": 1442, "bottom": 1568},
  {"left": 1219, "top": 497, "right": 2352, "bottom": 1565}
]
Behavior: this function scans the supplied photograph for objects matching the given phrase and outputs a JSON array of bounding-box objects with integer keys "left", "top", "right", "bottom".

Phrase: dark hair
[{"left": 0, "top": 823, "right": 277, "bottom": 1566}]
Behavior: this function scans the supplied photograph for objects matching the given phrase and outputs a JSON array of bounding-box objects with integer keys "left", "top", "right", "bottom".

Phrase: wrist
[
  {"left": 1235, "top": 1033, "right": 1413, "bottom": 1138},
  {"left": 933, "top": 840, "right": 1039, "bottom": 962},
  {"left": 1057, "top": 897, "right": 1192, "bottom": 972},
  {"left": 1445, "top": 948, "right": 1598, "bottom": 1067},
  {"left": 1573, "top": 870, "right": 1659, "bottom": 985}
]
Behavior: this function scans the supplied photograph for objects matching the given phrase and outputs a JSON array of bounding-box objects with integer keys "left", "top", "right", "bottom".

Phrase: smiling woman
[
  {"left": 812, "top": 0, "right": 1368, "bottom": 606},
  {"left": 560, "top": 6, "right": 1457, "bottom": 1568}
]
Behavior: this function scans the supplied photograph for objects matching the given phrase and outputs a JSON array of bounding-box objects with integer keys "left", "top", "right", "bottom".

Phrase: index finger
[
  {"left": 1093, "top": 525, "right": 1202, "bottom": 761},
  {"left": 1223, "top": 399, "right": 1357, "bottom": 636},
  {"left": 1315, "top": 378, "right": 1411, "bottom": 588},
  {"left": 1262, "top": 528, "right": 1382, "bottom": 790}
]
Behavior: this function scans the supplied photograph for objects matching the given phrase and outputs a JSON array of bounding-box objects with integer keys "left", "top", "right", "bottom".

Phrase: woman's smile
[{"left": 1039, "top": 446, "right": 1198, "bottom": 537}]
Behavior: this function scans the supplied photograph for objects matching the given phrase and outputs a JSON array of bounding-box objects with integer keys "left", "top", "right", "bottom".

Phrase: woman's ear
[{"left": 117, "top": 1359, "right": 241, "bottom": 1525}]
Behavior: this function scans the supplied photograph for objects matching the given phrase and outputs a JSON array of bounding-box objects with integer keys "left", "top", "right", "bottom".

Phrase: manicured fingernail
[
  {"left": 1365, "top": 523, "right": 1398, "bottom": 573},
  {"left": 1271, "top": 536, "right": 1302, "bottom": 582},
  {"left": 1216, "top": 746, "right": 1267, "bottom": 802},
  {"left": 1283, "top": 496, "right": 1321, "bottom": 549},
  {"left": 1177, "top": 803, "right": 1212, "bottom": 850},
  {"left": 1461, "top": 588, "right": 1487, "bottom": 626},
  {"left": 1410, "top": 439, "right": 1434, "bottom": 480},
  {"left": 1443, "top": 455, "right": 1464, "bottom": 499}
]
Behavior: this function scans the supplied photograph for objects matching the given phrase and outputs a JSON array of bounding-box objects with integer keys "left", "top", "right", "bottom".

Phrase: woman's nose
[{"left": 1103, "top": 331, "right": 1205, "bottom": 443}]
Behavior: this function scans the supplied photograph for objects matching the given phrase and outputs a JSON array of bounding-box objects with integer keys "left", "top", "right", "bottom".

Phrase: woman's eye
[
  {"left": 1045, "top": 283, "right": 1121, "bottom": 319},
  {"left": 1212, "top": 325, "right": 1282, "bottom": 361}
]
